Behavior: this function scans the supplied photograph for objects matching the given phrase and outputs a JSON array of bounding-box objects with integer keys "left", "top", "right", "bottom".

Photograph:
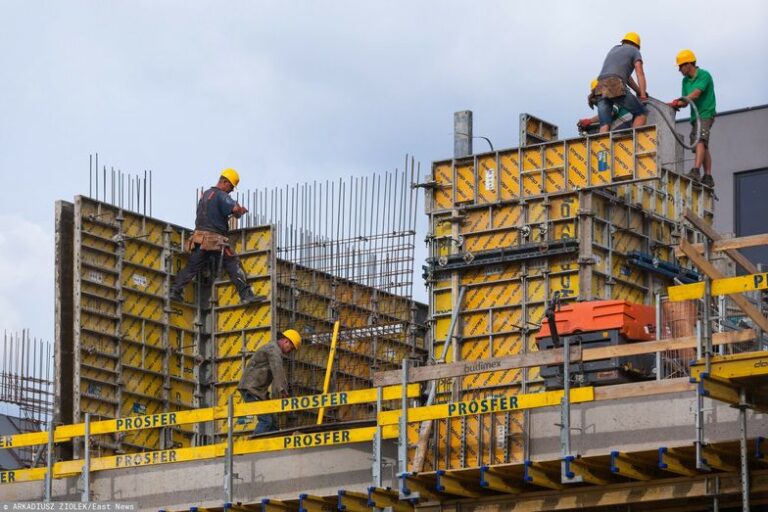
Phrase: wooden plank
[
  {"left": 680, "top": 239, "right": 768, "bottom": 332},
  {"left": 673, "top": 233, "right": 768, "bottom": 258},
  {"left": 373, "top": 346, "right": 582, "bottom": 387},
  {"left": 594, "top": 377, "right": 694, "bottom": 401},
  {"left": 411, "top": 420, "right": 433, "bottom": 473},
  {"left": 373, "top": 330, "right": 755, "bottom": 387},
  {"left": 684, "top": 209, "right": 759, "bottom": 274}
]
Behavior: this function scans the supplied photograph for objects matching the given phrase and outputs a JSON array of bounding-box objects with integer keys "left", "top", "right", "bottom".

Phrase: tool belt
[
  {"left": 595, "top": 76, "right": 626, "bottom": 99},
  {"left": 185, "top": 230, "right": 229, "bottom": 252}
]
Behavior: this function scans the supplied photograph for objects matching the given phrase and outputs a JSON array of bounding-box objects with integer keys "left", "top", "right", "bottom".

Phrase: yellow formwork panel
[
  {"left": 120, "top": 317, "right": 162, "bottom": 347},
  {"left": 122, "top": 289, "right": 164, "bottom": 323},
  {"left": 499, "top": 152, "right": 522, "bottom": 200},
  {"left": 122, "top": 213, "right": 165, "bottom": 246},
  {"left": 121, "top": 342, "right": 164, "bottom": 373},
  {"left": 215, "top": 302, "right": 271, "bottom": 333},
  {"left": 455, "top": 162, "right": 476, "bottom": 204},
  {"left": 80, "top": 246, "right": 118, "bottom": 273},
  {"left": 433, "top": 162, "right": 454, "bottom": 211},
  {"left": 80, "top": 331, "right": 118, "bottom": 361},
  {"left": 123, "top": 240, "right": 164, "bottom": 272},
  {"left": 80, "top": 395, "right": 116, "bottom": 419},
  {"left": 476, "top": 155, "right": 498, "bottom": 204},
  {"left": 169, "top": 378, "right": 195, "bottom": 408},
  {"left": 168, "top": 303, "right": 196, "bottom": 331},
  {"left": 230, "top": 226, "right": 272, "bottom": 253}
]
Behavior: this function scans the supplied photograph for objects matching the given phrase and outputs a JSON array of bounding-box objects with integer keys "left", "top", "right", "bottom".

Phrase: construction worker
[
  {"left": 669, "top": 49, "right": 717, "bottom": 188},
  {"left": 237, "top": 329, "right": 302, "bottom": 435},
  {"left": 170, "top": 168, "right": 262, "bottom": 304},
  {"left": 579, "top": 79, "right": 633, "bottom": 134},
  {"left": 594, "top": 32, "right": 648, "bottom": 133}
]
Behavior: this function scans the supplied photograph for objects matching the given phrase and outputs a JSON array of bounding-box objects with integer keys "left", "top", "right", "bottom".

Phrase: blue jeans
[
  {"left": 240, "top": 391, "right": 277, "bottom": 434},
  {"left": 597, "top": 94, "right": 646, "bottom": 127}
]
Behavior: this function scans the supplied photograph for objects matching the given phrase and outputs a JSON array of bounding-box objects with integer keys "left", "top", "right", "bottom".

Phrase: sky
[{"left": 0, "top": 0, "right": 767, "bottom": 345}]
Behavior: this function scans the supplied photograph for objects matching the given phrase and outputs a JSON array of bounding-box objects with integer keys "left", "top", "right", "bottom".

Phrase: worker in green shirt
[{"left": 669, "top": 49, "right": 716, "bottom": 188}]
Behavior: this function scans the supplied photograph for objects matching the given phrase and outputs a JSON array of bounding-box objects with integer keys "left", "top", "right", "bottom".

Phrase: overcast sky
[{"left": 1, "top": 0, "right": 767, "bottom": 344}]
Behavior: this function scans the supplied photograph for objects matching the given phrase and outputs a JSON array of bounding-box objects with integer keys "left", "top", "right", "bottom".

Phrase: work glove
[
  {"left": 577, "top": 118, "right": 593, "bottom": 131},
  {"left": 232, "top": 204, "right": 248, "bottom": 218},
  {"left": 667, "top": 99, "right": 686, "bottom": 110}
]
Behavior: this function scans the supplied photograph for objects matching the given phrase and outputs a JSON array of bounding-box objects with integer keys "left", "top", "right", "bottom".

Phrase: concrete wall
[
  {"left": 4, "top": 441, "right": 399, "bottom": 510},
  {"left": 530, "top": 391, "right": 767, "bottom": 460},
  {"left": 675, "top": 104, "right": 768, "bottom": 235}
]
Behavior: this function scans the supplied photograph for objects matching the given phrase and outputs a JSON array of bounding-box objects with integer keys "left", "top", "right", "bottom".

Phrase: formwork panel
[
  {"left": 499, "top": 152, "right": 521, "bottom": 200},
  {"left": 476, "top": 155, "right": 499, "bottom": 204},
  {"left": 431, "top": 127, "right": 659, "bottom": 212},
  {"left": 455, "top": 162, "right": 475, "bottom": 205}
]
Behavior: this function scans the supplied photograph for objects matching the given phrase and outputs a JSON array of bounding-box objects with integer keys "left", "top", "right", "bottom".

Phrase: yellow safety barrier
[
  {"left": 378, "top": 387, "right": 595, "bottom": 425},
  {"left": 668, "top": 272, "right": 768, "bottom": 301},
  {"left": 0, "top": 425, "right": 401, "bottom": 485},
  {"left": 0, "top": 384, "right": 419, "bottom": 450}
]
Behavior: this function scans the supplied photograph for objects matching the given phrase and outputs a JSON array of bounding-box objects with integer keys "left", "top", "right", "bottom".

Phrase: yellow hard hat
[
  {"left": 282, "top": 329, "right": 302, "bottom": 349},
  {"left": 622, "top": 32, "right": 641, "bottom": 48},
  {"left": 676, "top": 49, "right": 696, "bottom": 67},
  {"left": 590, "top": 78, "right": 598, "bottom": 91},
  {"left": 220, "top": 168, "right": 240, "bottom": 188}
]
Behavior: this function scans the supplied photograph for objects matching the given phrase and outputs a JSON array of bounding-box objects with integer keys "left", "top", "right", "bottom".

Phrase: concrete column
[{"left": 454, "top": 110, "right": 473, "bottom": 158}]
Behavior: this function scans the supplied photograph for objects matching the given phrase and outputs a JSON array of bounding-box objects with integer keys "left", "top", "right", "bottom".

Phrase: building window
[{"left": 734, "top": 168, "right": 768, "bottom": 270}]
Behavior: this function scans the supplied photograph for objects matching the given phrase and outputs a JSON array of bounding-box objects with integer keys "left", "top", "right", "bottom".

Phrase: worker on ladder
[
  {"left": 237, "top": 330, "right": 302, "bottom": 435},
  {"left": 170, "top": 168, "right": 263, "bottom": 304},
  {"left": 668, "top": 49, "right": 717, "bottom": 188},
  {"left": 593, "top": 32, "right": 648, "bottom": 133}
]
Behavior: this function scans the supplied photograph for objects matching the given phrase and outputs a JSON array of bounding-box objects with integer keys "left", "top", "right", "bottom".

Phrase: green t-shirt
[{"left": 682, "top": 68, "right": 716, "bottom": 121}]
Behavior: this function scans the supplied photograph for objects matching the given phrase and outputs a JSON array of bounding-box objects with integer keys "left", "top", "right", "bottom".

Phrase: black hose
[{"left": 644, "top": 96, "right": 701, "bottom": 150}]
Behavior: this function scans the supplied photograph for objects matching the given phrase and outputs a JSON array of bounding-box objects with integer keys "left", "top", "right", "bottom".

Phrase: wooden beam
[
  {"left": 523, "top": 461, "right": 563, "bottom": 490},
  {"left": 701, "top": 446, "right": 739, "bottom": 472},
  {"left": 373, "top": 346, "right": 582, "bottom": 387},
  {"left": 479, "top": 466, "right": 523, "bottom": 494},
  {"left": 374, "top": 329, "right": 755, "bottom": 386},
  {"left": 366, "top": 488, "right": 412, "bottom": 512},
  {"left": 610, "top": 451, "right": 657, "bottom": 481},
  {"left": 435, "top": 470, "right": 485, "bottom": 498},
  {"left": 674, "top": 232, "right": 768, "bottom": 258},
  {"left": 658, "top": 447, "right": 698, "bottom": 477},
  {"left": 680, "top": 239, "right": 768, "bottom": 332},
  {"left": 439, "top": 469, "right": 768, "bottom": 511},
  {"left": 411, "top": 420, "right": 433, "bottom": 472},
  {"left": 595, "top": 377, "right": 694, "bottom": 401},
  {"left": 684, "top": 209, "right": 759, "bottom": 274}
]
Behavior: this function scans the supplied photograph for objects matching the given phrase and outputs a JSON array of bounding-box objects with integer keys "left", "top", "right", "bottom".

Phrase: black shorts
[{"left": 690, "top": 118, "right": 714, "bottom": 150}]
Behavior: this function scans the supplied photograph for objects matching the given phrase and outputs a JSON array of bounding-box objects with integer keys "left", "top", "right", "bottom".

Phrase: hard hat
[
  {"left": 590, "top": 78, "right": 598, "bottom": 91},
  {"left": 621, "top": 32, "right": 641, "bottom": 48},
  {"left": 676, "top": 49, "right": 697, "bottom": 67},
  {"left": 220, "top": 168, "right": 240, "bottom": 188},
  {"left": 282, "top": 329, "right": 302, "bottom": 349}
]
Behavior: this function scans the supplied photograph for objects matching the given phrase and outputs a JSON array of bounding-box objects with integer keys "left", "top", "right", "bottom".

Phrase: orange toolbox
[{"left": 536, "top": 299, "right": 655, "bottom": 342}]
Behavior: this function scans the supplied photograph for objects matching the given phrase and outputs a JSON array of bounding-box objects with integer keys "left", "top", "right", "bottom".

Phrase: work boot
[
  {"left": 169, "top": 289, "right": 183, "bottom": 302},
  {"left": 701, "top": 174, "right": 714, "bottom": 188},
  {"left": 240, "top": 289, "right": 266, "bottom": 305},
  {"left": 686, "top": 167, "right": 701, "bottom": 181}
]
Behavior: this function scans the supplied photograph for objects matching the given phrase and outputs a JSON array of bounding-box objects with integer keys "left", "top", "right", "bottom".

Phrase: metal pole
[
  {"left": 561, "top": 335, "right": 572, "bottom": 457},
  {"left": 224, "top": 395, "right": 234, "bottom": 504},
  {"left": 372, "top": 386, "right": 383, "bottom": 487},
  {"left": 703, "top": 238, "right": 712, "bottom": 374},
  {"left": 655, "top": 292, "right": 663, "bottom": 380},
  {"left": 739, "top": 389, "right": 750, "bottom": 512},
  {"left": 398, "top": 358, "right": 409, "bottom": 476},
  {"left": 44, "top": 419, "right": 54, "bottom": 501},
  {"left": 81, "top": 413, "right": 91, "bottom": 502}
]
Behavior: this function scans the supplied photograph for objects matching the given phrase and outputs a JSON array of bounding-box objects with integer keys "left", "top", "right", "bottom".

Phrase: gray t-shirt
[
  {"left": 598, "top": 44, "right": 642, "bottom": 83},
  {"left": 194, "top": 186, "right": 237, "bottom": 235}
]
